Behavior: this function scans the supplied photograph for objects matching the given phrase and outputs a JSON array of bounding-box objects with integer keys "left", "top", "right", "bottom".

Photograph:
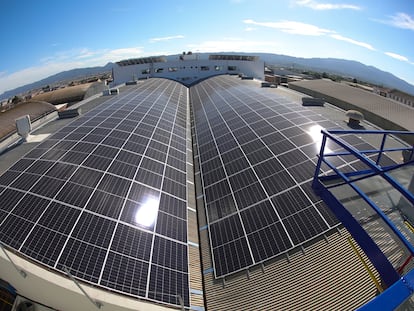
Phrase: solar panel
[
  {"left": 0, "top": 78, "right": 190, "bottom": 307},
  {"left": 191, "top": 75, "right": 342, "bottom": 277}
]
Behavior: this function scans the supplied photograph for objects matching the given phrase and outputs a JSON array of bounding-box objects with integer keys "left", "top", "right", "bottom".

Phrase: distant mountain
[
  {"left": 252, "top": 53, "right": 414, "bottom": 96},
  {"left": 0, "top": 63, "right": 113, "bottom": 101},
  {"left": 2, "top": 53, "right": 414, "bottom": 100}
]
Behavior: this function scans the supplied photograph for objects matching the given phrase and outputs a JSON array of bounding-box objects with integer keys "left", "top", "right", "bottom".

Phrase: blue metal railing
[{"left": 312, "top": 129, "right": 414, "bottom": 309}]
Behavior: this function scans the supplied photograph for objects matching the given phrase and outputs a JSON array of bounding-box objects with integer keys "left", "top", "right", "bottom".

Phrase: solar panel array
[
  {"left": 0, "top": 79, "right": 190, "bottom": 307},
  {"left": 191, "top": 75, "right": 341, "bottom": 277}
]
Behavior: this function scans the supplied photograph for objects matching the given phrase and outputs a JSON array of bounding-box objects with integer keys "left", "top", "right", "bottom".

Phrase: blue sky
[{"left": 0, "top": 0, "right": 413, "bottom": 95}]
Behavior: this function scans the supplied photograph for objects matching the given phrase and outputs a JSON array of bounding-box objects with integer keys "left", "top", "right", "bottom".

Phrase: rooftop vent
[
  {"left": 345, "top": 110, "right": 364, "bottom": 127},
  {"left": 15, "top": 115, "right": 31, "bottom": 142}
]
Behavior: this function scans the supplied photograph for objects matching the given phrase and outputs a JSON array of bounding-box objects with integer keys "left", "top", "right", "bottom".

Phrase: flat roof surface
[{"left": 290, "top": 79, "right": 414, "bottom": 131}]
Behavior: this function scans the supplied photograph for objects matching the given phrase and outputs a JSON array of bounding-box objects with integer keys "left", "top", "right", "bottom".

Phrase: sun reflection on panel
[
  {"left": 134, "top": 196, "right": 160, "bottom": 228},
  {"left": 307, "top": 124, "right": 331, "bottom": 154}
]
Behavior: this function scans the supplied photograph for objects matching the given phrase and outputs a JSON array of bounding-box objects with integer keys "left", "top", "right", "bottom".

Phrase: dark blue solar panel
[
  {"left": 191, "top": 75, "right": 341, "bottom": 278},
  {"left": 0, "top": 79, "right": 190, "bottom": 307}
]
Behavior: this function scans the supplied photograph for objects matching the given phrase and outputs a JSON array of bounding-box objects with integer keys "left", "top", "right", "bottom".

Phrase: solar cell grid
[
  {"left": 97, "top": 174, "right": 130, "bottom": 198},
  {"left": 64, "top": 132, "right": 87, "bottom": 141},
  {"left": 83, "top": 154, "right": 113, "bottom": 170},
  {"left": 139, "top": 156, "right": 163, "bottom": 174},
  {"left": 11, "top": 173, "right": 40, "bottom": 190},
  {"left": 69, "top": 167, "right": 103, "bottom": 188},
  {"left": 110, "top": 223, "right": 152, "bottom": 261},
  {"left": 60, "top": 151, "right": 89, "bottom": 165},
  {"left": 284, "top": 207, "right": 328, "bottom": 244},
  {"left": 271, "top": 187, "right": 312, "bottom": 219},
  {"left": 271, "top": 119, "right": 295, "bottom": 130},
  {"left": 278, "top": 149, "right": 308, "bottom": 168},
  {"left": 290, "top": 116, "right": 312, "bottom": 125},
  {"left": 100, "top": 252, "right": 148, "bottom": 296},
  {"left": 253, "top": 158, "right": 284, "bottom": 179},
  {"left": 152, "top": 236, "right": 188, "bottom": 272},
  {"left": 158, "top": 193, "right": 186, "bottom": 220},
  {"left": 246, "top": 147, "right": 274, "bottom": 165},
  {"left": 229, "top": 168, "right": 258, "bottom": 191},
  {"left": 56, "top": 239, "right": 107, "bottom": 283},
  {"left": 145, "top": 147, "right": 167, "bottom": 163},
  {"left": 85, "top": 190, "right": 124, "bottom": 219},
  {"left": 240, "top": 201, "right": 280, "bottom": 233},
  {"left": 24, "top": 148, "right": 48, "bottom": 159},
  {"left": 148, "top": 265, "right": 189, "bottom": 306},
  {"left": 41, "top": 149, "right": 67, "bottom": 161},
  {"left": 156, "top": 211, "right": 187, "bottom": 242},
  {"left": 206, "top": 194, "right": 237, "bottom": 222},
  {"left": 193, "top": 76, "right": 340, "bottom": 278},
  {"left": 0, "top": 188, "right": 24, "bottom": 212},
  {"left": 30, "top": 176, "right": 65, "bottom": 198},
  {"left": 94, "top": 161, "right": 126, "bottom": 182},
  {"left": 0, "top": 215, "right": 33, "bottom": 249},
  {"left": 135, "top": 168, "right": 163, "bottom": 188},
  {"left": 163, "top": 177, "right": 186, "bottom": 200},
  {"left": 25, "top": 160, "right": 54, "bottom": 175},
  {"left": 37, "top": 139, "right": 60, "bottom": 149},
  {"left": 290, "top": 133, "right": 314, "bottom": 147},
  {"left": 49, "top": 132, "right": 69, "bottom": 140},
  {"left": 47, "top": 162, "right": 77, "bottom": 180},
  {"left": 213, "top": 237, "right": 253, "bottom": 276},
  {"left": 38, "top": 202, "right": 80, "bottom": 234},
  {"left": 203, "top": 166, "right": 226, "bottom": 187},
  {"left": 20, "top": 226, "right": 67, "bottom": 266},
  {"left": 0, "top": 172, "right": 20, "bottom": 188},
  {"left": 209, "top": 214, "right": 245, "bottom": 247},
  {"left": 248, "top": 222, "right": 291, "bottom": 262},
  {"left": 93, "top": 145, "right": 119, "bottom": 159},
  {"left": 71, "top": 212, "right": 116, "bottom": 248},
  {"left": 289, "top": 160, "right": 318, "bottom": 182},
  {"left": 204, "top": 179, "right": 231, "bottom": 203},
  {"left": 267, "top": 139, "right": 296, "bottom": 154},
  {"left": 168, "top": 148, "right": 186, "bottom": 163},
  {"left": 233, "top": 182, "right": 268, "bottom": 209}
]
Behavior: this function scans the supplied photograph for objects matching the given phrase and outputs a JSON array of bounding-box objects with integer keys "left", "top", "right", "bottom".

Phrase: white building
[{"left": 113, "top": 53, "right": 264, "bottom": 86}]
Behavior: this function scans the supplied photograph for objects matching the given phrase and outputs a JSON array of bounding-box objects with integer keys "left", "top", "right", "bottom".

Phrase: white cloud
[
  {"left": 150, "top": 35, "right": 185, "bottom": 43},
  {"left": 384, "top": 52, "right": 410, "bottom": 62},
  {"left": 330, "top": 34, "right": 375, "bottom": 50},
  {"left": 294, "top": 0, "right": 361, "bottom": 10},
  {"left": 244, "top": 19, "right": 376, "bottom": 52},
  {"left": 243, "top": 19, "right": 333, "bottom": 36},
  {"left": 389, "top": 13, "right": 414, "bottom": 31}
]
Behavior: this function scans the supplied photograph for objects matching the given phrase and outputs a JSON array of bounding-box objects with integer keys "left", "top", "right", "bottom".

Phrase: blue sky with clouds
[{"left": 0, "top": 0, "right": 413, "bottom": 95}]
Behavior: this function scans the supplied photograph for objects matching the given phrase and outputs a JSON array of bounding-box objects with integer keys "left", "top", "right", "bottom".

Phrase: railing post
[
  {"left": 312, "top": 130, "right": 328, "bottom": 192},
  {"left": 376, "top": 133, "right": 387, "bottom": 165}
]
